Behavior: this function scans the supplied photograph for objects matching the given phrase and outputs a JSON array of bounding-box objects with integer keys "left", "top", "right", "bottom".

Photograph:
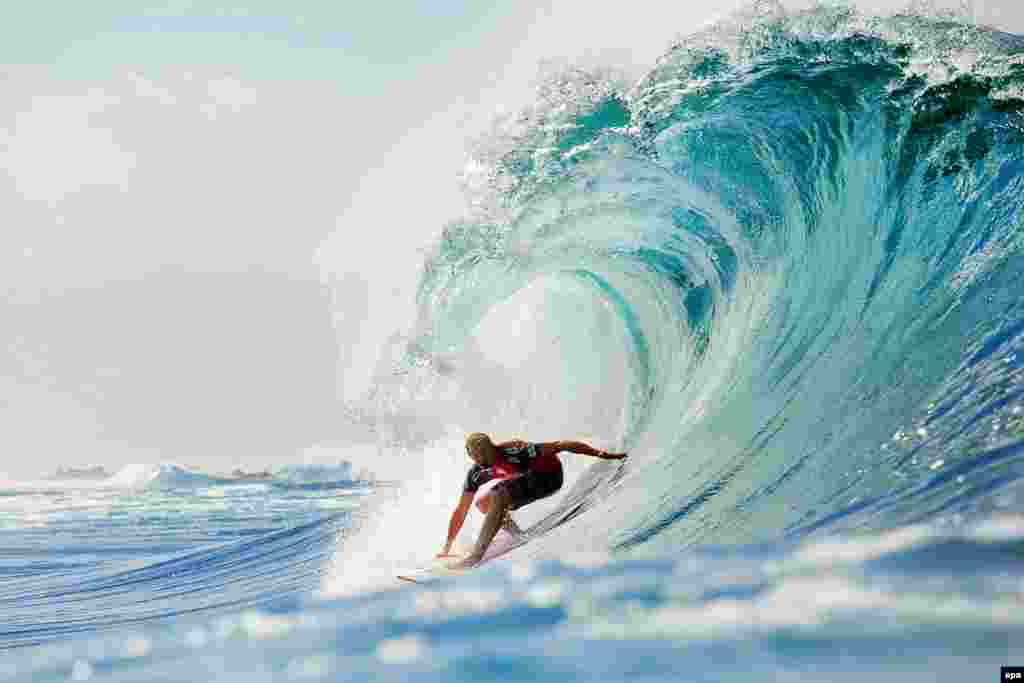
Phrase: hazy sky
[{"left": 2, "top": 1, "right": 1022, "bottom": 479}]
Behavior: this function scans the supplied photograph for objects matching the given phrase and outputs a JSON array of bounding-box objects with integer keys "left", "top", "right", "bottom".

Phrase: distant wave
[
  {"left": 100, "top": 463, "right": 232, "bottom": 489},
  {"left": 94, "top": 462, "right": 367, "bottom": 490}
]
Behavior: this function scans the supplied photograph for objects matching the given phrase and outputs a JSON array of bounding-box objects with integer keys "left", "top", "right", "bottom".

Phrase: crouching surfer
[{"left": 438, "top": 432, "right": 627, "bottom": 570}]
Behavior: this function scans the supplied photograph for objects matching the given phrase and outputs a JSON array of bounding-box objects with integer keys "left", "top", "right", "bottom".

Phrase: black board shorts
[{"left": 496, "top": 468, "right": 564, "bottom": 510}]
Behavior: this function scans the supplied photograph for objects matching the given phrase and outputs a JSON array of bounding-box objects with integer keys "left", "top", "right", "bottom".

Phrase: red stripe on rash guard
[{"left": 495, "top": 443, "right": 562, "bottom": 475}]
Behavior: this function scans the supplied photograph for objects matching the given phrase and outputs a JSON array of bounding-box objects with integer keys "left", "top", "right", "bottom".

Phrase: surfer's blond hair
[{"left": 464, "top": 432, "right": 493, "bottom": 458}]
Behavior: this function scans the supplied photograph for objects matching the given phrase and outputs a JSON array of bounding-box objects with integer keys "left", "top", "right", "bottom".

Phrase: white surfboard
[{"left": 396, "top": 530, "right": 521, "bottom": 584}]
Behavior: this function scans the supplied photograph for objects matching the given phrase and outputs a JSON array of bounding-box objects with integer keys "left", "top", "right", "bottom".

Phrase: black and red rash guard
[{"left": 463, "top": 442, "right": 562, "bottom": 493}]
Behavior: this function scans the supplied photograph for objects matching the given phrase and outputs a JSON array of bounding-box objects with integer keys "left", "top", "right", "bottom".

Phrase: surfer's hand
[
  {"left": 601, "top": 451, "right": 628, "bottom": 460},
  {"left": 435, "top": 549, "right": 457, "bottom": 559}
]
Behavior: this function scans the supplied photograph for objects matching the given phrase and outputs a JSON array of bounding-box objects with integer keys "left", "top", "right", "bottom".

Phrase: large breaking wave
[{"left": 391, "top": 2, "right": 1024, "bottom": 555}]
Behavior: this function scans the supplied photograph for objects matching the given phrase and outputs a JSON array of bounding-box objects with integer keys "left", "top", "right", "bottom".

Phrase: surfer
[{"left": 438, "top": 432, "right": 627, "bottom": 569}]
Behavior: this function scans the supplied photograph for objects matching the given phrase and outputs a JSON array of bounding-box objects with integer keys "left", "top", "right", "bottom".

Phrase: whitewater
[{"left": 4, "top": 4, "right": 1024, "bottom": 680}]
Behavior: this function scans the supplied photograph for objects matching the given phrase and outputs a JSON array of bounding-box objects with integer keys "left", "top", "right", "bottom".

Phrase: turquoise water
[{"left": 5, "top": 4, "right": 1024, "bottom": 680}]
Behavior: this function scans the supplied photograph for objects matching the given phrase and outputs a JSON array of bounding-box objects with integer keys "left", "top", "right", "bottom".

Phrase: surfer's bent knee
[{"left": 491, "top": 486, "right": 512, "bottom": 508}]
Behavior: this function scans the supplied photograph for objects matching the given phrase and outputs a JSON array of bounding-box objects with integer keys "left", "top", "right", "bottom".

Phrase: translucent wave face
[
  {"left": 388, "top": 2, "right": 1024, "bottom": 558},
  {"left": 468, "top": 276, "right": 633, "bottom": 440}
]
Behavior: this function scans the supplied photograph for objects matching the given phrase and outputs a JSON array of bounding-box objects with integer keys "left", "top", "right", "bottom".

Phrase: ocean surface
[{"left": 5, "top": 3, "right": 1024, "bottom": 680}]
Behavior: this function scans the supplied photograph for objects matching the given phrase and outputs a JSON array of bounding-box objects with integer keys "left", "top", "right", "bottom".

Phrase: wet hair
[{"left": 464, "top": 432, "right": 492, "bottom": 458}]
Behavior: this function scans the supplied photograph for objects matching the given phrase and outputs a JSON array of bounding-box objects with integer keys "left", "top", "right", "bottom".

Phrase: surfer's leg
[
  {"left": 478, "top": 490, "right": 522, "bottom": 535},
  {"left": 479, "top": 488, "right": 522, "bottom": 536},
  {"left": 497, "top": 470, "right": 562, "bottom": 538},
  {"left": 503, "top": 469, "right": 564, "bottom": 512},
  {"left": 464, "top": 486, "right": 510, "bottom": 566},
  {"left": 501, "top": 512, "right": 523, "bottom": 537}
]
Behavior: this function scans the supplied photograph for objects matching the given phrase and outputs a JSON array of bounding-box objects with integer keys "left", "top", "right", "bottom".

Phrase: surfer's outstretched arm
[
  {"left": 438, "top": 492, "right": 474, "bottom": 558},
  {"left": 544, "top": 441, "right": 628, "bottom": 460}
]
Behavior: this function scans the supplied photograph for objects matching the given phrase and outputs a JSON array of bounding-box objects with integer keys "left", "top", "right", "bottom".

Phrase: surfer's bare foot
[
  {"left": 447, "top": 554, "right": 482, "bottom": 570},
  {"left": 501, "top": 512, "right": 523, "bottom": 537}
]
